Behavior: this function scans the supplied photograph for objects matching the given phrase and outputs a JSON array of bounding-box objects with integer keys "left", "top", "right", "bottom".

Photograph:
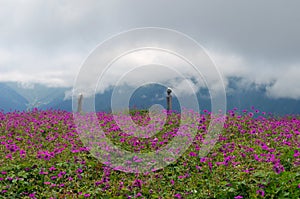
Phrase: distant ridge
[
  {"left": 0, "top": 83, "right": 28, "bottom": 112},
  {"left": 0, "top": 81, "right": 300, "bottom": 115}
]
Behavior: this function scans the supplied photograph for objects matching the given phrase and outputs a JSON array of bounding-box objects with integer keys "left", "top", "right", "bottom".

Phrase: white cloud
[
  {"left": 208, "top": 49, "right": 300, "bottom": 99},
  {"left": 0, "top": 0, "right": 300, "bottom": 100},
  {"left": 0, "top": 47, "right": 83, "bottom": 87},
  {"left": 266, "top": 65, "right": 300, "bottom": 99}
]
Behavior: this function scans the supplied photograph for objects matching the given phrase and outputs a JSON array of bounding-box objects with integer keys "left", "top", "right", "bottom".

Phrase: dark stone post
[{"left": 166, "top": 88, "right": 172, "bottom": 112}]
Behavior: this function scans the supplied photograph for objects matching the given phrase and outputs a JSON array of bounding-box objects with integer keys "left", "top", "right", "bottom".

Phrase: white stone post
[{"left": 77, "top": 93, "right": 83, "bottom": 113}]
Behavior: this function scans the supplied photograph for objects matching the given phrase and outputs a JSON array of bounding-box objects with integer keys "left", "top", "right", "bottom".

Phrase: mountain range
[{"left": 0, "top": 81, "right": 299, "bottom": 116}]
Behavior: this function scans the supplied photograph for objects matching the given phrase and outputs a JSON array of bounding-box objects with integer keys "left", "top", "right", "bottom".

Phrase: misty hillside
[
  {"left": 0, "top": 83, "right": 28, "bottom": 112},
  {"left": 0, "top": 81, "right": 299, "bottom": 115}
]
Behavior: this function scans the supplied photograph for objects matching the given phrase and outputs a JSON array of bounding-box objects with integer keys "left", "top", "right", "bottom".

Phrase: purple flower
[
  {"left": 132, "top": 179, "right": 143, "bottom": 189},
  {"left": 49, "top": 166, "right": 56, "bottom": 171},
  {"left": 170, "top": 179, "right": 175, "bottom": 185},
  {"left": 254, "top": 154, "right": 262, "bottom": 162},
  {"left": 294, "top": 150, "right": 300, "bottom": 157},
  {"left": 216, "top": 162, "right": 225, "bottom": 166},
  {"left": 77, "top": 168, "right": 83, "bottom": 173},
  {"left": 20, "top": 149, "right": 26, "bottom": 158},
  {"left": 273, "top": 163, "right": 285, "bottom": 174},
  {"left": 29, "top": 193, "right": 36, "bottom": 199},
  {"left": 234, "top": 196, "right": 243, "bottom": 199},
  {"left": 58, "top": 171, "right": 66, "bottom": 178},
  {"left": 178, "top": 175, "right": 185, "bottom": 179},
  {"left": 5, "top": 154, "right": 12, "bottom": 160},
  {"left": 119, "top": 181, "right": 124, "bottom": 189},
  {"left": 95, "top": 181, "right": 102, "bottom": 186},
  {"left": 256, "top": 189, "right": 265, "bottom": 197},
  {"left": 189, "top": 152, "right": 197, "bottom": 157},
  {"left": 133, "top": 156, "right": 143, "bottom": 163},
  {"left": 208, "top": 162, "right": 213, "bottom": 172},
  {"left": 84, "top": 193, "right": 90, "bottom": 197}
]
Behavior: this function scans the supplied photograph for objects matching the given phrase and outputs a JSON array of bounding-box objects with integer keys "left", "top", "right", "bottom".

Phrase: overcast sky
[{"left": 0, "top": 0, "right": 300, "bottom": 99}]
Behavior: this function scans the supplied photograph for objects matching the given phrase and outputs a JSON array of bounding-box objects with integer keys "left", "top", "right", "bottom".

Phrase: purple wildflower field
[{"left": 0, "top": 108, "right": 299, "bottom": 198}]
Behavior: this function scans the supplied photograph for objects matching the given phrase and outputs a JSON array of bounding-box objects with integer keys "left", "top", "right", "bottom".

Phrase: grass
[{"left": 0, "top": 108, "right": 299, "bottom": 198}]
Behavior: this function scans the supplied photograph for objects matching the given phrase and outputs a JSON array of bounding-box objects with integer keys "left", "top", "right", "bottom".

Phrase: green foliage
[{"left": 0, "top": 109, "right": 299, "bottom": 198}]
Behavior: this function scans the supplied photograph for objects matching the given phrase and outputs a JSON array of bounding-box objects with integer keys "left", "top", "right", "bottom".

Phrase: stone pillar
[
  {"left": 77, "top": 93, "right": 83, "bottom": 113},
  {"left": 166, "top": 88, "right": 172, "bottom": 112}
]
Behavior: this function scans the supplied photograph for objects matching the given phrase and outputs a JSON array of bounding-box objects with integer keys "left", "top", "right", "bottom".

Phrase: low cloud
[{"left": 0, "top": 0, "right": 299, "bottom": 100}]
